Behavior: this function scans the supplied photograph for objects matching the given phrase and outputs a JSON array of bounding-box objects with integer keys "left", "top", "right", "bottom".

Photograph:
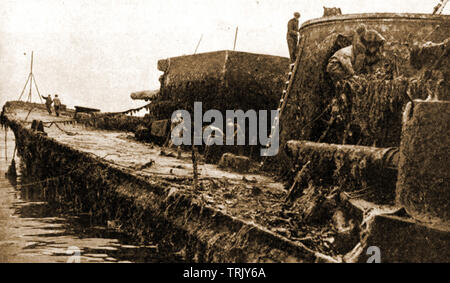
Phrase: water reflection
[{"left": 0, "top": 129, "right": 182, "bottom": 263}]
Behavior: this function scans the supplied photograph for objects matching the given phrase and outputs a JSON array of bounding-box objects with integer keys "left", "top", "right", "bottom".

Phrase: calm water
[{"left": 0, "top": 128, "right": 182, "bottom": 263}]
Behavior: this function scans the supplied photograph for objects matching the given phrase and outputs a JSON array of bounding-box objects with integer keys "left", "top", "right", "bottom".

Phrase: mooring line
[
  {"left": 0, "top": 170, "right": 75, "bottom": 189},
  {"left": 102, "top": 102, "right": 151, "bottom": 116},
  {"left": 52, "top": 122, "right": 77, "bottom": 136},
  {"left": 25, "top": 119, "right": 77, "bottom": 125},
  {"left": 24, "top": 107, "right": 36, "bottom": 121},
  {"left": 10, "top": 144, "right": 17, "bottom": 162}
]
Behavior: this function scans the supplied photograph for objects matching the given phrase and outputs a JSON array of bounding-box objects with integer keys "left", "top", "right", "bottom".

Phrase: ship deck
[
  {"left": 3, "top": 101, "right": 449, "bottom": 262},
  {"left": 3, "top": 101, "right": 335, "bottom": 258}
]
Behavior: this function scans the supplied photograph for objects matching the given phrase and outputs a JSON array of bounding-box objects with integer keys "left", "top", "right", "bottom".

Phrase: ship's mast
[
  {"left": 28, "top": 51, "right": 33, "bottom": 102},
  {"left": 233, "top": 27, "right": 239, "bottom": 51},
  {"left": 18, "top": 51, "right": 43, "bottom": 103}
]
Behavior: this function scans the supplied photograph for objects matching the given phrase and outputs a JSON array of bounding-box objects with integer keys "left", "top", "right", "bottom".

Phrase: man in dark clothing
[
  {"left": 287, "top": 12, "right": 301, "bottom": 63},
  {"left": 53, "top": 94, "right": 62, "bottom": 117},
  {"left": 42, "top": 94, "right": 53, "bottom": 114}
]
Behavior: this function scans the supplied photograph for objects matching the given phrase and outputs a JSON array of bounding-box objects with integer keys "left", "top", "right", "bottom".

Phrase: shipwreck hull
[
  {"left": 4, "top": 118, "right": 316, "bottom": 262},
  {"left": 1, "top": 13, "right": 448, "bottom": 262},
  {"left": 2, "top": 102, "right": 324, "bottom": 263},
  {"left": 2, "top": 94, "right": 449, "bottom": 262}
]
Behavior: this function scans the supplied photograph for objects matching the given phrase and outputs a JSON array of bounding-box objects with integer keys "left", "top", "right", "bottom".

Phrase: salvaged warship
[{"left": 1, "top": 12, "right": 449, "bottom": 263}]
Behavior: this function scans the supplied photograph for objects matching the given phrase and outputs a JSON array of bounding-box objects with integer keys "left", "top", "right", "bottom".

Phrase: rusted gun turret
[{"left": 156, "top": 50, "right": 289, "bottom": 117}]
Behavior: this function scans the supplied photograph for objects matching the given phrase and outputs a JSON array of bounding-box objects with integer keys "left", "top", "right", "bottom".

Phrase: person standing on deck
[
  {"left": 203, "top": 124, "right": 225, "bottom": 163},
  {"left": 41, "top": 94, "right": 53, "bottom": 114},
  {"left": 287, "top": 12, "right": 301, "bottom": 63},
  {"left": 168, "top": 112, "right": 185, "bottom": 159},
  {"left": 226, "top": 118, "right": 245, "bottom": 156},
  {"left": 53, "top": 94, "right": 61, "bottom": 117}
]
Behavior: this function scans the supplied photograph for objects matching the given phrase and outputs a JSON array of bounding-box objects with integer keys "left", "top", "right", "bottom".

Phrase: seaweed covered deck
[
  {"left": 2, "top": 99, "right": 448, "bottom": 262},
  {"left": 2, "top": 101, "right": 345, "bottom": 262}
]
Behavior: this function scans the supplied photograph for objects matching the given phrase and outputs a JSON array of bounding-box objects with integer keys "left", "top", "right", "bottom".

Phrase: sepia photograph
[{"left": 0, "top": 0, "right": 448, "bottom": 271}]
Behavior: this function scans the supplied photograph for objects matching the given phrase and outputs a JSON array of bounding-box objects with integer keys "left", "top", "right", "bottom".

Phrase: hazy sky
[{"left": 0, "top": 0, "right": 447, "bottom": 112}]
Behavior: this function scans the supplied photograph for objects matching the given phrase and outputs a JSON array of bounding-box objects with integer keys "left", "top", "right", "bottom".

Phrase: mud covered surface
[
  {"left": 270, "top": 14, "right": 450, "bottom": 175},
  {"left": 396, "top": 101, "right": 450, "bottom": 229},
  {"left": 2, "top": 101, "right": 366, "bottom": 262},
  {"left": 3, "top": 101, "right": 448, "bottom": 262}
]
